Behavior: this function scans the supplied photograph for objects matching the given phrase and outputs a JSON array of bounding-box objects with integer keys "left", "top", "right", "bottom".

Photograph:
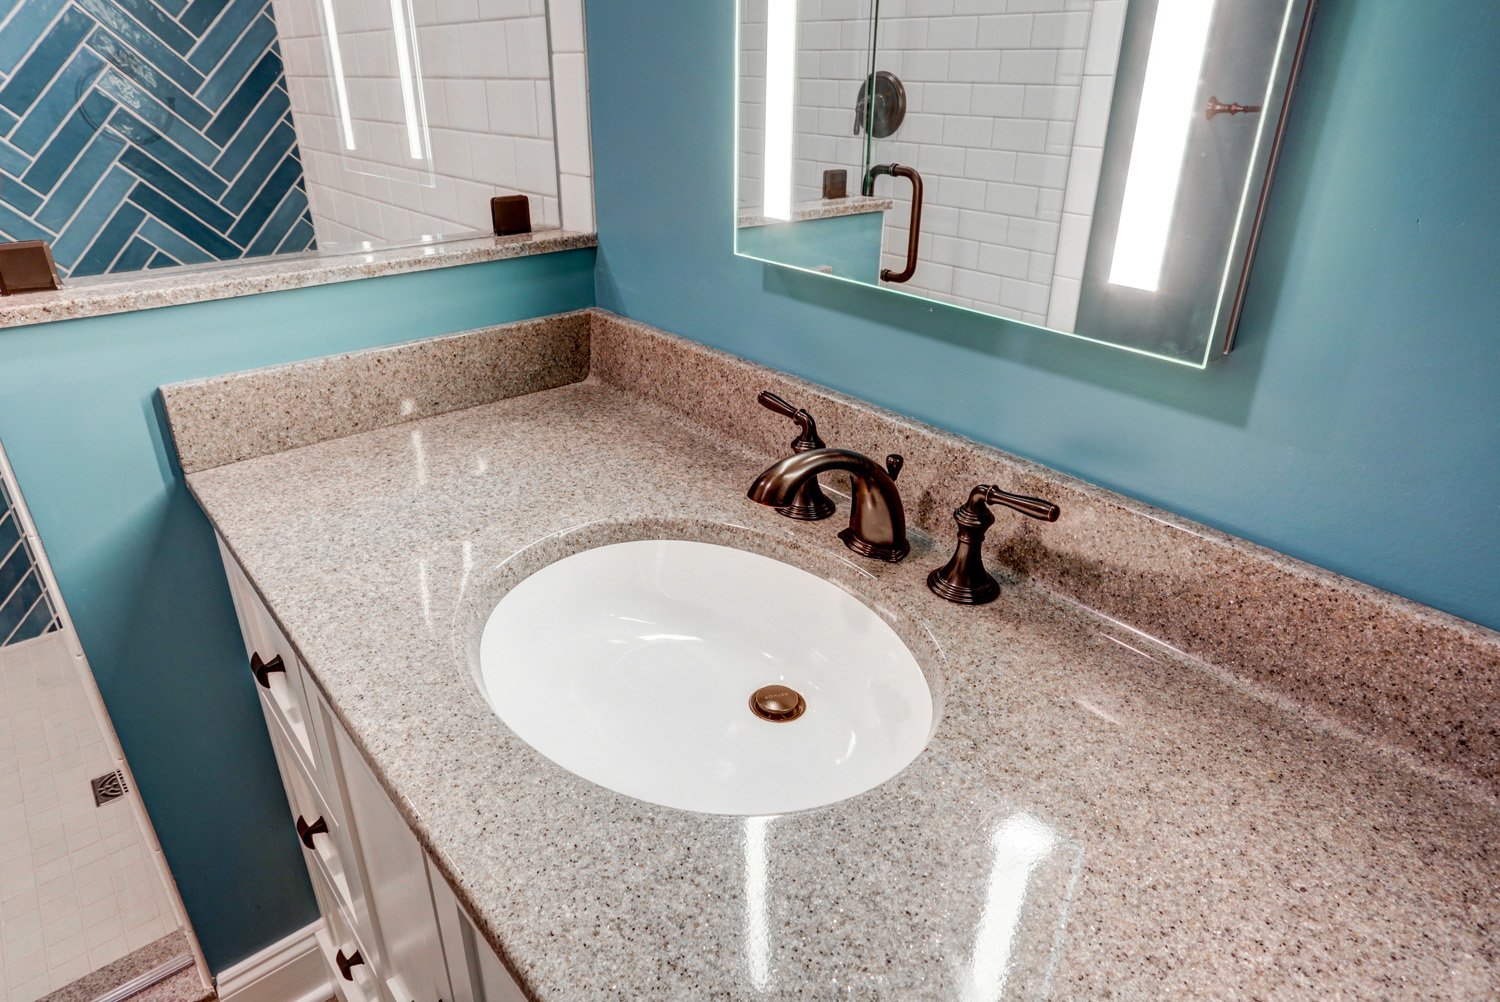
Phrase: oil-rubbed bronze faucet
[
  {"left": 927, "top": 484, "right": 1059, "bottom": 604},
  {"left": 748, "top": 449, "right": 909, "bottom": 562},
  {"left": 756, "top": 391, "right": 835, "bottom": 520}
]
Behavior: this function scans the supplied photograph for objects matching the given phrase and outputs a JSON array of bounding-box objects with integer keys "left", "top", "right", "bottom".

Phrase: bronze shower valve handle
[{"left": 927, "top": 484, "right": 1060, "bottom": 605}]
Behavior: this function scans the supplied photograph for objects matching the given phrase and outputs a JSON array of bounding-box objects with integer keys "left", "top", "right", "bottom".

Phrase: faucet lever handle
[
  {"left": 885, "top": 454, "right": 904, "bottom": 480},
  {"left": 980, "top": 485, "right": 1058, "bottom": 522},
  {"left": 757, "top": 390, "right": 799, "bottom": 419},
  {"left": 757, "top": 390, "right": 825, "bottom": 451}
]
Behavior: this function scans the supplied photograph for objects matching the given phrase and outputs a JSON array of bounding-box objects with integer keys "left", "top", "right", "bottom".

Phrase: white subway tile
[
  {"left": 1015, "top": 152, "right": 1069, "bottom": 188},
  {"left": 1046, "top": 275, "right": 1082, "bottom": 330},
  {"left": 1075, "top": 75, "right": 1113, "bottom": 146},
  {"left": 927, "top": 16, "right": 979, "bottom": 50},
  {"left": 984, "top": 181, "right": 1039, "bottom": 216},
  {"left": 444, "top": 78, "right": 489, "bottom": 130},
  {"left": 552, "top": 52, "right": 591, "bottom": 176},
  {"left": 1054, "top": 211, "right": 1091, "bottom": 280},
  {"left": 1062, "top": 144, "right": 1103, "bottom": 214},
  {"left": 1022, "top": 84, "right": 1079, "bottom": 120},
  {"left": 487, "top": 78, "right": 539, "bottom": 135},
  {"left": 949, "top": 50, "right": 1001, "bottom": 82},
  {"left": 999, "top": 48, "right": 1057, "bottom": 84},
  {"left": 969, "top": 83, "right": 1025, "bottom": 117},
  {"left": 965, "top": 148, "right": 1017, "bottom": 182},
  {"left": 977, "top": 14, "right": 1032, "bottom": 49},
  {"left": 1084, "top": 0, "right": 1127, "bottom": 76},
  {"left": 560, "top": 171, "right": 594, "bottom": 231},
  {"left": 942, "top": 115, "right": 993, "bottom": 148},
  {"left": 1031, "top": 11, "right": 1090, "bottom": 48}
]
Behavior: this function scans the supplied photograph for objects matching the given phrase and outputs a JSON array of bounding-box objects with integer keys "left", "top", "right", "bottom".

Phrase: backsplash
[
  {"left": 155, "top": 308, "right": 1500, "bottom": 797},
  {"left": 0, "top": 470, "right": 59, "bottom": 646},
  {"left": 0, "top": 0, "right": 316, "bottom": 277}
]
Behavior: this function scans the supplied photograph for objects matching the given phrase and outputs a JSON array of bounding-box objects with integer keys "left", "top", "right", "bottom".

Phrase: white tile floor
[{"left": 0, "top": 633, "right": 178, "bottom": 1002}]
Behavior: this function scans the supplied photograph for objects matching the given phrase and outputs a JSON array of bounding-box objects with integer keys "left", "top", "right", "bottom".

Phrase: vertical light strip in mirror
[
  {"left": 1108, "top": 0, "right": 1218, "bottom": 292},
  {"left": 319, "top": 0, "right": 357, "bottom": 150},
  {"left": 388, "top": 0, "right": 428, "bottom": 160},
  {"left": 763, "top": 0, "right": 798, "bottom": 221}
]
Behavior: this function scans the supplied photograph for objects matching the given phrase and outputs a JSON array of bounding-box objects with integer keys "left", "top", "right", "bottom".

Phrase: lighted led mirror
[{"left": 735, "top": 0, "right": 1317, "bottom": 367}]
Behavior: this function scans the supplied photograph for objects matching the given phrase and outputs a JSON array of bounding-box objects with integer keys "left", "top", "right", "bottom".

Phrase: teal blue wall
[
  {"left": 736, "top": 212, "right": 884, "bottom": 283},
  {"left": 586, "top": 1, "right": 1500, "bottom": 631},
  {"left": 0, "top": 249, "right": 595, "bottom": 971}
]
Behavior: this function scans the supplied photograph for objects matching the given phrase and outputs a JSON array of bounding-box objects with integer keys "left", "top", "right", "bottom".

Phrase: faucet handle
[
  {"left": 756, "top": 391, "right": 834, "bottom": 520},
  {"left": 757, "top": 390, "right": 799, "bottom": 420},
  {"left": 977, "top": 485, "right": 1058, "bottom": 522},
  {"left": 885, "top": 454, "right": 904, "bottom": 480},
  {"left": 757, "top": 390, "right": 826, "bottom": 452},
  {"left": 927, "top": 484, "right": 1060, "bottom": 605}
]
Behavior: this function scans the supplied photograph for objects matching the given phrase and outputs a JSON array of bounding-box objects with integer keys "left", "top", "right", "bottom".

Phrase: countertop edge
[{"left": 0, "top": 230, "right": 597, "bottom": 329}]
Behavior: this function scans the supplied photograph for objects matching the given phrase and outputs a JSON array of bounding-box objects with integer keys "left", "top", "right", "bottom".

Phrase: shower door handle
[{"left": 863, "top": 163, "right": 924, "bottom": 283}]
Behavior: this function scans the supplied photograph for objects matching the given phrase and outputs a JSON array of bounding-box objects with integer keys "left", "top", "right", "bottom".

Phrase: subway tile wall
[
  {"left": 0, "top": 0, "right": 317, "bottom": 277},
  {"left": 738, "top": 0, "right": 1124, "bottom": 329},
  {"left": 271, "top": 0, "right": 593, "bottom": 246},
  {"left": 0, "top": 479, "right": 58, "bottom": 649}
]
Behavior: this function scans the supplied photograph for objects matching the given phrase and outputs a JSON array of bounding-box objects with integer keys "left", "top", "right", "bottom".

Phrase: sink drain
[{"left": 749, "top": 684, "right": 806, "bottom": 722}]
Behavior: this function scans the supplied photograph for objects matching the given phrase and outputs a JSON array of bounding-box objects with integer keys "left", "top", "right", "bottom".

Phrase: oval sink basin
[{"left": 477, "top": 539, "right": 933, "bottom": 815}]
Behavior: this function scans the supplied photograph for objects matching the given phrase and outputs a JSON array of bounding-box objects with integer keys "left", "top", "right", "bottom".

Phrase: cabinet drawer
[
  {"left": 217, "top": 537, "right": 332, "bottom": 794},
  {"left": 311, "top": 868, "right": 381, "bottom": 1002},
  {"left": 277, "top": 740, "right": 370, "bottom": 937}
]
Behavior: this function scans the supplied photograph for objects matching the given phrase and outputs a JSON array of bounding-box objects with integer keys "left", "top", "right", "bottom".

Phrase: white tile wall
[
  {"left": 738, "top": 0, "right": 1125, "bottom": 331},
  {"left": 0, "top": 634, "right": 177, "bottom": 1002},
  {"left": 271, "top": 0, "right": 594, "bottom": 248}
]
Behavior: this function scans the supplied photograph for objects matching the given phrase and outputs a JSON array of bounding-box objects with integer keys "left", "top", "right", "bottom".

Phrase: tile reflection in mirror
[{"left": 735, "top": 0, "right": 1317, "bottom": 366}]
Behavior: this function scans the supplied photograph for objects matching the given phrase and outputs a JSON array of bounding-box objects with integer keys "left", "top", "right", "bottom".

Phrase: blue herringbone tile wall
[
  {"left": 0, "top": 0, "right": 316, "bottom": 278},
  {"left": 0, "top": 473, "right": 60, "bottom": 647}
]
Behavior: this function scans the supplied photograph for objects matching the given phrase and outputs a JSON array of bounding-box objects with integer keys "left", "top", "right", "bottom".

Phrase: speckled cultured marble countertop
[
  {"left": 0, "top": 230, "right": 595, "bottom": 328},
  {"left": 186, "top": 381, "right": 1499, "bottom": 1000}
]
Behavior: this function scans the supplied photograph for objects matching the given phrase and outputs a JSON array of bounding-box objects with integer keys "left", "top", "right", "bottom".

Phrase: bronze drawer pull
[
  {"left": 250, "top": 652, "right": 285, "bottom": 689},
  {"left": 335, "top": 948, "right": 363, "bottom": 981},
  {"left": 296, "top": 815, "right": 328, "bottom": 850}
]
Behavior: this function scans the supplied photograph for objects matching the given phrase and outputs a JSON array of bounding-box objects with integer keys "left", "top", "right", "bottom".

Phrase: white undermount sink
[{"left": 476, "top": 539, "right": 934, "bottom": 815}]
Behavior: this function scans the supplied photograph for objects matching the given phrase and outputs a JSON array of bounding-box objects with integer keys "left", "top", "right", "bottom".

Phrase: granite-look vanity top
[{"left": 164, "top": 312, "right": 1499, "bottom": 999}]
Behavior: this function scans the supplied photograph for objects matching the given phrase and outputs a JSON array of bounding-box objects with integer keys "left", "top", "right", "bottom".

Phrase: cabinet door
[
  {"left": 424, "top": 858, "right": 527, "bottom": 1002},
  {"left": 329, "top": 723, "right": 453, "bottom": 1002}
]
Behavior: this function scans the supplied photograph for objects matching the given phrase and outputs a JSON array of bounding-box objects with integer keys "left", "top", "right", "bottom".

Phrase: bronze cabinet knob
[
  {"left": 335, "top": 948, "right": 363, "bottom": 981},
  {"left": 250, "top": 652, "right": 285, "bottom": 689}
]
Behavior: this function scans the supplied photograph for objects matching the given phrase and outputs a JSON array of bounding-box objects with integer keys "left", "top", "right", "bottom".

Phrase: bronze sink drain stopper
[{"left": 749, "top": 684, "right": 806, "bottom": 722}]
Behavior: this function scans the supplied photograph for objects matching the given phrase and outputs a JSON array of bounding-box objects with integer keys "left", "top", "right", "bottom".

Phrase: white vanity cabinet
[{"left": 216, "top": 538, "right": 526, "bottom": 1002}]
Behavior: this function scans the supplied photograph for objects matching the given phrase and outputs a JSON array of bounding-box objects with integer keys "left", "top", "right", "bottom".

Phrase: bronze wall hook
[
  {"left": 927, "top": 485, "right": 1059, "bottom": 604},
  {"left": 757, "top": 391, "right": 836, "bottom": 520}
]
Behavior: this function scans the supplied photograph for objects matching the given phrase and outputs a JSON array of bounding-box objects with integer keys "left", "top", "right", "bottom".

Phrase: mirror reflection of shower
[
  {"left": 0, "top": 443, "right": 210, "bottom": 1001},
  {"left": 0, "top": 0, "right": 590, "bottom": 282}
]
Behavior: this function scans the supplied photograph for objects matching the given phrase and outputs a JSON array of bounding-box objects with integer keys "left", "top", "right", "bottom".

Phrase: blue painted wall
[
  {"left": 0, "top": 249, "right": 595, "bottom": 970},
  {"left": 0, "top": 0, "right": 317, "bottom": 275},
  {"left": 586, "top": 0, "right": 1500, "bottom": 632}
]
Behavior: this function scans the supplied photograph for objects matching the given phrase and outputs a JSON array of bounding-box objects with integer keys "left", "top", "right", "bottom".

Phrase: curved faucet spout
[{"left": 748, "top": 448, "right": 910, "bottom": 562}]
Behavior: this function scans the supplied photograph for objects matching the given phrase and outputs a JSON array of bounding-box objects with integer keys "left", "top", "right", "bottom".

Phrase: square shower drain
[{"left": 91, "top": 769, "right": 129, "bottom": 806}]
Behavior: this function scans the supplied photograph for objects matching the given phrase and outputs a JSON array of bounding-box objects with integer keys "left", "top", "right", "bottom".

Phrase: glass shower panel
[{"left": 0, "top": 446, "right": 207, "bottom": 1002}]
